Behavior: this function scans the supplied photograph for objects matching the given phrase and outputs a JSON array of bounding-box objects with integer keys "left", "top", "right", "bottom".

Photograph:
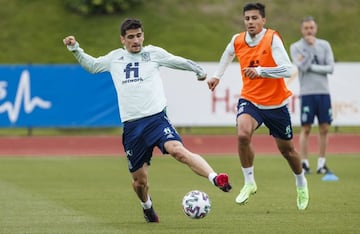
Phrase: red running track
[{"left": 0, "top": 134, "right": 359, "bottom": 156}]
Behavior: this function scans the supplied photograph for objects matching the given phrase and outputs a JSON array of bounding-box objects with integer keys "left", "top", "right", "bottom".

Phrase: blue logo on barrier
[
  {"left": 0, "top": 70, "right": 51, "bottom": 123},
  {"left": 0, "top": 65, "right": 121, "bottom": 127}
]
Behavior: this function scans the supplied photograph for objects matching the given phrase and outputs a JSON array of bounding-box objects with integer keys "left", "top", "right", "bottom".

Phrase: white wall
[{"left": 161, "top": 62, "right": 360, "bottom": 126}]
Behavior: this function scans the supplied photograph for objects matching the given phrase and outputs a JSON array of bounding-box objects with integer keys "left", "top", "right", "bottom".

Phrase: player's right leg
[
  {"left": 299, "top": 95, "right": 316, "bottom": 174},
  {"left": 131, "top": 165, "right": 159, "bottom": 223},
  {"left": 123, "top": 118, "right": 159, "bottom": 223},
  {"left": 299, "top": 124, "right": 312, "bottom": 174},
  {"left": 234, "top": 100, "right": 260, "bottom": 205}
]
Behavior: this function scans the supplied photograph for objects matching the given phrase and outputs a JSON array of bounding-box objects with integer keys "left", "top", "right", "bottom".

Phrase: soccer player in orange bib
[{"left": 207, "top": 2, "right": 309, "bottom": 210}]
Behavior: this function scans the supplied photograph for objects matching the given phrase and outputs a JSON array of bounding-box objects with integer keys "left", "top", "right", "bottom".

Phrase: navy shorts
[
  {"left": 236, "top": 99, "right": 294, "bottom": 140},
  {"left": 122, "top": 111, "right": 182, "bottom": 173},
  {"left": 300, "top": 94, "right": 333, "bottom": 125}
]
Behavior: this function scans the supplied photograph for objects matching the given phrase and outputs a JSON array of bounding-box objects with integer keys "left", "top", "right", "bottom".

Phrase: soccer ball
[{"left": 182, "top": 190, "right": 211, "bottom": 219}]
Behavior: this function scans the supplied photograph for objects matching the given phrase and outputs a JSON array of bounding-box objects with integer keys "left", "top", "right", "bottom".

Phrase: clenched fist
[{"left": 63, "top": 36, "right": 77, "bottom": 46}]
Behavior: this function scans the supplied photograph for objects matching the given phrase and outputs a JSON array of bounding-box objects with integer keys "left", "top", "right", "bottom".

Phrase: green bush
[{"left": 63, "top": 0, "right": 143, "bottom": 15}]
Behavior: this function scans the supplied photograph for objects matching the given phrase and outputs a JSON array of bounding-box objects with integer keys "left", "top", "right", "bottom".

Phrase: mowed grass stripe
[
  {"left": 0, "top": 156, "right": 359, "bottom": 233},
  {"left": 0, "top": 180, "right": 125, "bottom": 234}
]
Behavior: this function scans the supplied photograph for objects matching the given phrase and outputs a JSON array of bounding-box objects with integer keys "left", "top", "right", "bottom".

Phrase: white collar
[{"left": 245, "top": 28, "right": 267, "bottom": 46}]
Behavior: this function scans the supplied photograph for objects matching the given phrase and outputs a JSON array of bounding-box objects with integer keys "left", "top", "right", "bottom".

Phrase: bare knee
[
  {"left": 276, "top": 139, "right": 298, "bottom": 159},
  {"left": 279, "top": 146, "right": 295, "bottom": 158},
  {"left": 132, "top": 167, "right": 148, "bottom": 190},
  {"left": 171, "top": 145, "right": 188, "bottom": 162},
  {"left": 133, "top": 176, "right": 146, "bottom": 187},
  {"left": 319, "top": 123, "right": 329, "bottom": 136},
  {"left": 237, "top": 132, "right": 251, "bottom": 146},
  {"left": 301, "top": 125, "right": 312, "bottom": 135},
  {"left": 165, "top": 141, "right": 188, "bottom": 162}
]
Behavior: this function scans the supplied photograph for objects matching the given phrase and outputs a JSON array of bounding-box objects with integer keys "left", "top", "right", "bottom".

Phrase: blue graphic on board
[{"left": 0, "top": 65, "right": 121, "bottom": 127}]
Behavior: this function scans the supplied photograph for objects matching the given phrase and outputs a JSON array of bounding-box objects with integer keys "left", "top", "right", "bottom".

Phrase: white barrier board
[{"left": 161, "top": 62, "right": 360, "bottom": 126}]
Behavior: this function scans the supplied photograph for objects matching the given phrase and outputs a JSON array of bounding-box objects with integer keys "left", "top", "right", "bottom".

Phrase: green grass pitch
[{"left": 0, "top": 155, "right": 359, "bottom": 233}]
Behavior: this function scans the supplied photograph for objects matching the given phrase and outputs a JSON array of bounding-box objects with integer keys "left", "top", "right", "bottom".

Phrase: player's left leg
[
  {"left": 153, "top": 112, "right": 231, "bottom": 192},
  {"left": 317, "top": 122, "right": 331, "bottom": 174},
  {"left": 318, "top": 123, "right": 330, "bottom": 158},
  {"left": 276, "top": 138, "right": 309, "bottom": 210},
  {"left": 316, "top": 94, "right": 333, "bottom": 174},
  {"left": 165, "top": 140, "right": 212, "bottom": 177},
  {"left": 164, "top": 140, "right": 232, "bottom": 192},
  {"left": 264, "top": 106, "right": 308, "bottom": 210}
]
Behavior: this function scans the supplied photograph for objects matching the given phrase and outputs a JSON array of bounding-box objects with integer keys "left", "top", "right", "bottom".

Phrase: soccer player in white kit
[{"left": 63, "top": 18, "right": 232, "bottom": 223}]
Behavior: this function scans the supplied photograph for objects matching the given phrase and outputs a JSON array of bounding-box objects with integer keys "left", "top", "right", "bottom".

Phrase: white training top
[
  {"left": 290, "top": 37, "right": 334, "bottom": 95},
  {"left": 67, "top": 43, "right": 206, "bottom": 122}
]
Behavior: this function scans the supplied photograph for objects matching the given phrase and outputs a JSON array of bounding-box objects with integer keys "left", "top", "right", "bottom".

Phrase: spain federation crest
[{"left": 141, "top": 52, "right": 150, "bottom": 61}]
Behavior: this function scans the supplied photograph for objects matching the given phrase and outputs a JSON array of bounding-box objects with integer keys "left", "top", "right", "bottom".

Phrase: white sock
[
  {"left": 295, "top": 171, "right": 307, "bottom": 188},
  {"left": 302, "top": 159, "right": 310, "bottom": 167},
  {"left": 140, "top": 194, "right": 152, "bottom": 209},
  {"left": 242, "top": 166, "right": 255, "bottom": 184},
  {"left": 317, "top": 157, "right": 326, "bottom": 169},
  {"left": 208, "top": 172, "right": 217, "bottom": 185}
]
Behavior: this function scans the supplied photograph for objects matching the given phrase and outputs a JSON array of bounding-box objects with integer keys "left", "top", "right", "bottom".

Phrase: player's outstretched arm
[{"left": 62, "top": 36, "right": 108, "bottom": 74}]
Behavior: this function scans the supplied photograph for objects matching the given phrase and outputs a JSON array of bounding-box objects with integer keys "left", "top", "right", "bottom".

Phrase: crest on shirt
[{"left": 141, "top": 52, "right": 151, "bottom": 61}]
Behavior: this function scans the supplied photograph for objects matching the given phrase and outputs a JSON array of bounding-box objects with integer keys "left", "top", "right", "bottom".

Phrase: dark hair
[
  {"left": 120, "top": 18, "right": 143, "bottom": 36},
  {"left": 243, "top": 2, "right": 266, "bottom": 18}
]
